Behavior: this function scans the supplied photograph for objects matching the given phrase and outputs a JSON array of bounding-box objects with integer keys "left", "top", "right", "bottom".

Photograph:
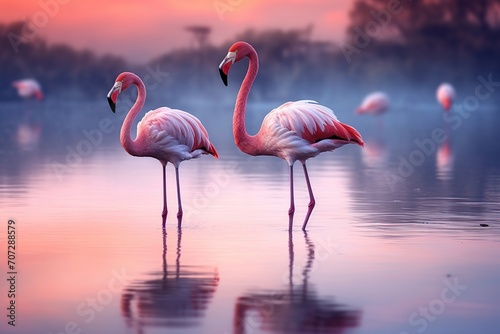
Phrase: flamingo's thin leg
[
  {"left": 301, "top": 162, "right": 315, "bottom": 231},
  {"left": 175, "top": 166, "right": 183, "bottom": 227},
  {"left": 288, "top": 164, "right": 295, "bottom": 231},
  {"left": 162, "top": 163, "right": 167, "bottom": 223}
]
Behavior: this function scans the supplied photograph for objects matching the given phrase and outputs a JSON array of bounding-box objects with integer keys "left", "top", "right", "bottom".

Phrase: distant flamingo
[
  {"left": 355, "top": 92, "right": 389, "bottom": 116},
  {"left": 107, "top": 72, "right": 218, "bottom": 226},
  {"left": 219, "top": 41, "right": 364, "bottom": 230},
  {"left": 12, "top": 79, "right": 43, "bottom": 100},
  {"left": 436, "top": 83, "right": 455, "bottom": 111}
]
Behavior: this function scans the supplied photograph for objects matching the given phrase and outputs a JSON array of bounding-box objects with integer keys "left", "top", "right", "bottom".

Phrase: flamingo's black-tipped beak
[
  {"left": 219, "top": 51, "right": 236, "bottom": 87},
  {"left": 107, "top": 96, "right": 116, "bottom": 113},
  {"left": 219, "top": 68, "right": 228, "bottom": 86},
  {"left": 107, "top": 81, "right": 122, "bottom": 113}
]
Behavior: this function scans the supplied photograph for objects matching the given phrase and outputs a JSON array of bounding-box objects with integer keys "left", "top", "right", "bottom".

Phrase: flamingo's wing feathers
[
  {"left": 138, "top": 107, "right": 218, "bottom": 158},
  {"left": 266, "top": 100, "right": 363, "bottom": 146}
]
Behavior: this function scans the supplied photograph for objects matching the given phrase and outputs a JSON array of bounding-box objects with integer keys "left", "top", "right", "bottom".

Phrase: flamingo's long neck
[
  {"left": 233, "top": 49, "right": 260, "bottom": 155},
  {"left": 120, "top": 77, "right": 146, "bottom": 157}
]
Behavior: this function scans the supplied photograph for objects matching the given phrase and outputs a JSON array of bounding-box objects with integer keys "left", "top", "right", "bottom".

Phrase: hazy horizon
[{"left": 0, "top": 0, "right": 351, "bottom": 63}]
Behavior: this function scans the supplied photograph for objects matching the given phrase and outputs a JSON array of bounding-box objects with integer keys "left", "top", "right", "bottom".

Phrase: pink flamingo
[
  {"left": 355, "top": 92, "right": 389, "bottom": 116},
  {"left": 219, "top": 41, "right": 364, "bottom": 231},
  {"left": 436, "top": 83, "right": 455, "bottom": 111},
  {"left": 107, "top": 72, "right": 219, "bottom": 226},
  {"left": 12, "top": 79, "right": 43, "bottom": 100}
]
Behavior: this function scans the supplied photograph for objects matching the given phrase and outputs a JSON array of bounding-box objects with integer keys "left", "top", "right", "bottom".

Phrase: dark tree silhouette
[{"left": 344, "top": 0, "right": 500, "bottom": 86}]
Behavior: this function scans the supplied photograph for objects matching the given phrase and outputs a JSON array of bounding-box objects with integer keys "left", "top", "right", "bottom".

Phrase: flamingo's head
[
  {"left": 107, "top": 81, "right": 122, "bottom": 113},
  {"left": 219, "top": 41, "right": 255, "bottom": 86},
  {"left": 107, "top": 72, "right": 137, "bottom": 112}
]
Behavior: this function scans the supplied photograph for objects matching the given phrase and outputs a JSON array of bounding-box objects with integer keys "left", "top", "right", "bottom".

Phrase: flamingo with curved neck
[
  {"left": 219, "top": 41, "right": 364, "bottom": 231},
  {"left": 107, "top": 72, "right": 219, "bottom": 226}
]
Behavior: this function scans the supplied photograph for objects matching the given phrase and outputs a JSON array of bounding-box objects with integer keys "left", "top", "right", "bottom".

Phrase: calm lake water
[{"left": 1, "top": 95, "right": 500, "bottom": 334}]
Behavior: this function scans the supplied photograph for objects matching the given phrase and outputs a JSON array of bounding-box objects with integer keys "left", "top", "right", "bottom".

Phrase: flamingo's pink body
[
  {"left": 436, "top": 83, "right": 455, "bottom": 111},
  {"left": 12, "top": 79, "right": 43, "bottom": 100},
  {"left": 355, "top": 92, "right": 389, "bottom": 116},
  {"left": 107, "top": 72, "right": 218, "bottom": 226},
  {"left": 219, "top": 41, "right": 364, "bottom": 230}
]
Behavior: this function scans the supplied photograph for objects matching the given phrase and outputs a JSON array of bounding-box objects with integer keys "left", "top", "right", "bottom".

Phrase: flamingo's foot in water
[{"left": 302, "top": 199, "right": 315, "bottom": 231}]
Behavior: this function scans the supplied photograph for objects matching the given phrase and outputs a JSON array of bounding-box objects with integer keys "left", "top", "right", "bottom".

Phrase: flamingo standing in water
[
  {"left": 219, "top": 41, "right": 364, "bottom": 231},
  {"left": 355, "top": 92, "right": 389, "bottom": 116},
  {"left": 355, "top": 91, "right": 389, "bottom": 131},
  {"left": 436, "top": 83, "right": 455, "bottom": 111},
  {"left": 107, "top": 72, "right": 219, "bottom": 226},
  {"left": 12, "top": 79, "right": 43, "bottom": 100}
]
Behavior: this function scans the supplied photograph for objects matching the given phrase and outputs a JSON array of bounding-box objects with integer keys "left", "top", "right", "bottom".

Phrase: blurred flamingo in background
[
  {"left": 355, "top": 92, "right": 390, "bottom": 116},
  {"left": 436, "top": 83, "right": 455, "bottom": 111},
  {"left": 107, "top": 72, "right": 219, "bottom": 226},
  {"left": 12, "top": 78, "right": 43, "bottom": 100},
  {"left": 355, "top": 92, "right": 390, "bottom": 131},
  {"left": 219, "top": 41, "right": 364, "bottom": 231}
]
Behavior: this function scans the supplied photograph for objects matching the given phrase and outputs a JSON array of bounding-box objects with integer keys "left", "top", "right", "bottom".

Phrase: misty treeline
[
  {"left": 1, "top": 0, "right": 500, "bottom": 102},
  {"left": 344, "top": 0, "right": 500, "bottom": 87},
  {"left": 0, "top": 21, "right": 127, "bottom": 100}
]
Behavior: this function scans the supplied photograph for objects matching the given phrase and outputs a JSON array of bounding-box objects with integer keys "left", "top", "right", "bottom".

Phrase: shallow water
[{"left": 1, "top": 98, "right": 500, "bottom": 334}]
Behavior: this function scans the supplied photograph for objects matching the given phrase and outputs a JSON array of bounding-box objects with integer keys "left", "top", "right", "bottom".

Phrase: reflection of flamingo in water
[
  {"left": 121, "top": 228, "right": 219, "bottom": 333},
  {"left": 361, "top": 137, "right": 388, "bottom": 169},
  {"left": 107, "top": 72, "right": 219, "bottom": 226},
  {"left": 436, "top": 83, "right": 456, "bottom": 111},
  {"left": 233, "top": 232, "right": 361, "bottom": 333},
  {"left": 16, "top": 123, "right": 42, "bottom": 151},
  {"left": 436, "top": 137, "right": 454, "bottom": 181},
  {"left": 219, "top": 41, "right": 364, "bottom": 230}
]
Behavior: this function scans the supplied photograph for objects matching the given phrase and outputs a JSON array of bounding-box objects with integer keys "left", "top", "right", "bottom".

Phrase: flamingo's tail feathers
[
  {"left": 341, "top": 122, "right": 365, "bottom": 147},
  {"left": 208, "top": 142, "right": 219, "bottom": 159}
]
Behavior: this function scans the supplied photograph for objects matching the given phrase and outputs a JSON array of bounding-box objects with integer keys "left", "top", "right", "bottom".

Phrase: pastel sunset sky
[{"left": 1, "top": 0, "right": 352, "bottom": 63}]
